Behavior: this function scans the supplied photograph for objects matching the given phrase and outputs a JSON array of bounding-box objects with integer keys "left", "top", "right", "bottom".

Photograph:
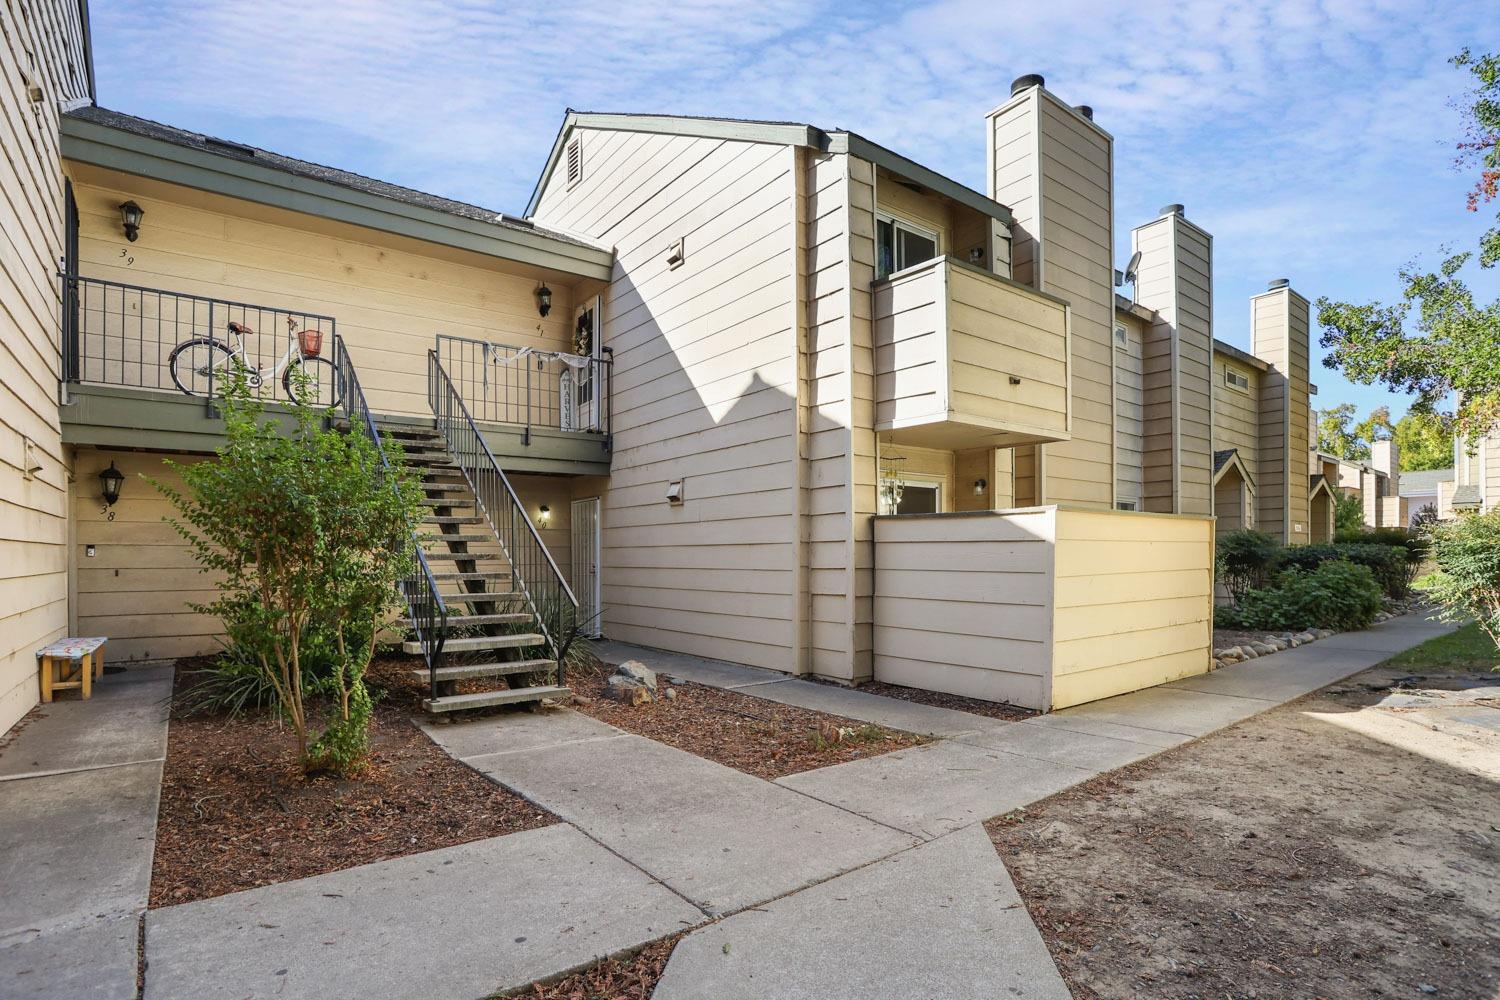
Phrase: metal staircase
[
  {"left": 384, "top": 423, "right": 569, "bottom": 712},
  {"left": 334, "top": 340, "right": 576, "bottom": 715}
]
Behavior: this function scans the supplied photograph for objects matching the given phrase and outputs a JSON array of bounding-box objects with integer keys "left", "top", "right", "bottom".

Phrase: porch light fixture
[
  {"left": 537, "top": 504, "right": 551, "bottom": 526},
  {"left": 974, "top": 478, "right": 987, "bottom": 496},
  {"left": 119, "top": 201, "right": 144, "bottom": 242},
  {"left": 535, "top": 283, "right": 552, "bottom": 318},
  {"left": 99, "top": 461, "right": 125, "bottom": 506}
]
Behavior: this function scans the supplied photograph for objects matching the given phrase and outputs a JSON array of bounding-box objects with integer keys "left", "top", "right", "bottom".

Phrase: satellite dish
[{"left": 1124, "top": 250, "right": 1142, "bottom": 285}]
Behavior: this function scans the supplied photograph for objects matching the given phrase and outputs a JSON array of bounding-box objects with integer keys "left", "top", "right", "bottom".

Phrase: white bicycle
[{"left": 168, "top": 315, "right": 343, "bottom": 406}]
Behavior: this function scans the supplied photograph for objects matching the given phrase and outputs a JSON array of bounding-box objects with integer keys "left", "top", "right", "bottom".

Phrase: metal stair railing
[
  {"left": 335, "top": 340, "right": 448, "bottom": 701},
  {"left": 427, "top": 348, "right": 577, "bottom": 681}
]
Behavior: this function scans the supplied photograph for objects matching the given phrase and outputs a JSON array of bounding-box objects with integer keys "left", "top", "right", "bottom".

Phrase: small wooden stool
[{"left": 36, "top": 637, "right": 109, "bottom": 702}]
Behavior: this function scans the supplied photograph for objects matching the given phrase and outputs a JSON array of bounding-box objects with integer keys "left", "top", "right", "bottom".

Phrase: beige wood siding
[
  {"left": 1114, "top": 314, "right": 1144, "bottom": 506},
  {"left": 72, "top": 449, "right": 221, "bottom": 662},
  {"left": 1250, "top": 287, "right": 1312, "bottom": 542},
  {"left": 1, "top": 0, "right": 91, "bottom": 732},
  {"left": 871, "top": 256, "right": 1069, "bottom": 449},
  {"left": 1212, "top": 353, "right": 1261, "bottom": 492},
  {"left": 872, "top": 506, "right": 1213, "bottom": 711},
  {"left": 1050, "top": 509, "right": 1214, "bottom": 708},
  {"left": 872, "top": 509, "right": 1055, "bottom": 709},
  {"left": 1132, "top": 212, "right": 1214, "bottom": 515},
  {"left": 532, "top": 128, "right": 801, "bottom": 672},
  {"left": 988, "top": 88, "right": 1116, "bottom": 508},
  {"left": 66, "top": 166, "right": 578, "bottom": 418},
  {"left": 1485, "top": 433, "right": 1500, "bottom": 512}
]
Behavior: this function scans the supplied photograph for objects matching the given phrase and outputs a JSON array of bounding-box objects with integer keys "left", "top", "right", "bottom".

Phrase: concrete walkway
[
  {"left": 0, "top": 666, "right": 173, "bottom": 999},
  {"left": 42, "top": 611, "right": 1447, "bottom": 999}
]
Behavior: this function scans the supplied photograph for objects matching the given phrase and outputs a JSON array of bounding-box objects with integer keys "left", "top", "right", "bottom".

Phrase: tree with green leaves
[
  {"left": 1334, "top": 491, "right": 1365, "bottom": 535},
  {"left": 155, "top": 370, "right": 422, "bottom": 774},
  {"left": 1318, "top": 403, "right": 1370, "bottom": 461},
  {"left": 1317, "top": 50, "right": 1500, "bottom": 440},
  {"left": 1394, "top": 409, "right": 1456, "bottom": 471}
]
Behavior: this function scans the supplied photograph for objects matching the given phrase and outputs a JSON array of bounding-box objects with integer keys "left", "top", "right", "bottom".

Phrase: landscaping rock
[
  {"left": 606, "top": 673, "right": 653, "bottom": 706},
  {"left": 1239, "top": 646, "right": 1258, "bottom": 660},
  {"left": 1270, "top": 638, "right": 1288, "bottom": 651},
  {"left": 1217, "top": 647, "right": 1243, "bottom": 663},
  {"left": 1295, "top": 631, "right": 1317, "bottom": 644},
  {"left": 615, "top": 660, "right": 658, "bottom": 693},
  {"left": 1251, "top": 642, "right": 1278, "bottom": 656},
  {"left": 664, "top": 688, "right": 678, "bottom": 701}
]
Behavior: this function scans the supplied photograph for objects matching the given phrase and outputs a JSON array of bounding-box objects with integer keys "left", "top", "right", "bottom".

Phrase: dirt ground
[
  {"left": 507, "top": 935, "right": 679, "bottom": 999},
  {"left": 989, "top": 667, "right": 1500, "bottom": 999},
  {"left": 567, "top": 662, "right": 927, "bottom": 780},
  {"left": 151, "top": 660, "right": 556, "bottom": 907}
]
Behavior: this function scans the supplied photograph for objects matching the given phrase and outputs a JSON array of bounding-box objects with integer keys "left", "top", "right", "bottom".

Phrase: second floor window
[{"left": 877, "top": 214, "right": 939, "bottom": 279}]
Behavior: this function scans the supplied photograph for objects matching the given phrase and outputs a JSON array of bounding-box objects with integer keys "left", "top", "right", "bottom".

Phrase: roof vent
[
  {"left": 1159, "top": 203, "right": 1185, "bottom": 217},
  {"left": 204, "top": 136, "right": 256, "bottom": 157},
  {"left": 1075, "top": 105, "right": 1093, "bottom": 120},
  {"left": 1011, "top": 74, "right": 1045, "bottom": 96},
  {"left": 1268, "top": 277, "right": 1290, "bottom": 290}
]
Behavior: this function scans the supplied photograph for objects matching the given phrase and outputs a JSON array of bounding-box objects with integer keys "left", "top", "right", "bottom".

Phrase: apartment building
[{"left": 6, "top": 4, "right": 1247, "bottom": 732}]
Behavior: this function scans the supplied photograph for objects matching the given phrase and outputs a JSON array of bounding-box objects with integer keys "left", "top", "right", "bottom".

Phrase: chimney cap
[
  {"left": 1159, "top": 203, "right": 1185, "bottom": 218},
  {"left": 1011, "top": 74, "right": 1045, "bottom": 96},
  {"left": 1268, "top": 277, "right": 1290, "bottom": 290},
  {"left": 1074, "top": 104, "right": 1093, "bottom": 120}
]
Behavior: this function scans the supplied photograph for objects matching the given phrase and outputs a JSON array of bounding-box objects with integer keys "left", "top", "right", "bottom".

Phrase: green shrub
[
  {"left": 1276, "top": 541, "right": 1416, "bottom": 598},
  {"left": 1426, "top": 509, "right": 1500, "bottom": 652},
  {"left": 1215, "top": 529, "right": 1280, "bottom": 604},
  {"left": 1221, "top": 561, "right": 1384, "bottom": 632}
]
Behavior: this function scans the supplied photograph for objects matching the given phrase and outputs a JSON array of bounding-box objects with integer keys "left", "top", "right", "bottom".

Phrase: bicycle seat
[{"left": 227, "top": 321, "right": 254, "bottom": 335}]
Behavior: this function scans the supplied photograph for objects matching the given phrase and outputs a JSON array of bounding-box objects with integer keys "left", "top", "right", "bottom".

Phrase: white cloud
[{"left": 92, "top": 0, "right": 1496, "bottom": 415}]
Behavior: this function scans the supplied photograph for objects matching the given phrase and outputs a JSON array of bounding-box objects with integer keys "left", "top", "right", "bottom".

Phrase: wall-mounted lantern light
[
  {"left": 537, "top": 504, "right": 551, "bottom": 526},
  {"left": 99, "top": 461, "right": 125, "bottom": 506},
  {"left": 119, "top": 201, "right": 144, "bottom": 242},
  {"left": 535, "top": 283, "right": 552, "bottom": 318},
  {"left": 973, "top": 478, "right": 987, "bottom": 496}
]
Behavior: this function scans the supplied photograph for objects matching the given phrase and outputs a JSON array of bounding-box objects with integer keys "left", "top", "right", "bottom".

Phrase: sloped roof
[
  {"left": 63, "top": 106, "right": 612, "bottom": 271},
  {"left": 1452, "top": 483, "right": 1482, "bottom": 508},
  {"left": 1399, "top": 468, "right": 1455, "bottom": 495}
]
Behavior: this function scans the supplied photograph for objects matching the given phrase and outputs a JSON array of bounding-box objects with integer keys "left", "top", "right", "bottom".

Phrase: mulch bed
[
  {"left": 150, "top": 657, "right": 556, "bottom": 908},
  {"left": 566, "top": 662, "right": 927, "bottom": 781},
  {"left": 844, "top": 678, "right": 1035, "bottom": 722},
  {"left": 510, "top": 935, "right": 680, "bottom": 999}
]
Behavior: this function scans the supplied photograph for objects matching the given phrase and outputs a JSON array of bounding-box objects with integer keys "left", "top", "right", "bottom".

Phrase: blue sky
[{"left": 91, "top": 0, "right": 1497, "bottom": 423}]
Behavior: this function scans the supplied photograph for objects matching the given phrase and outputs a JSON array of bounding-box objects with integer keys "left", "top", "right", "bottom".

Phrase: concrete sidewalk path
[
  {"left": 775, "top": 612, "right": 1453, "bottom": 842},
  {"left": 652, "top": 825, "right": 1069, "bottom": 1000},
  {"left": 424, "top": 711, "right": 917, "bottom": 915},
  {"left": 0, "top": 666, "right": 173, "bottom": 999},
  {"left": 144, "top": 824, "right": 703, "bottom": 1000}
]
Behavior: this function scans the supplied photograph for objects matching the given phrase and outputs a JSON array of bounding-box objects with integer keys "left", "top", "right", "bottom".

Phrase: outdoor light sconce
[
  {"left": 98, "top": 461, "right": 125, "bottom": 506},
  {"left": 535, "top": 283, "right": 552, "bottom": 318},
  {"left": 974, "top": 478, "right": 987, "bottom": 496},
  {"left": 666, "top": 480, "right": 684, "bottom": 505},
  {"left": 537, "top": 504, "right": 551, "bottom": 526},
  {"left": 119, "top": 201, "right": 144, "bottom": 242}
]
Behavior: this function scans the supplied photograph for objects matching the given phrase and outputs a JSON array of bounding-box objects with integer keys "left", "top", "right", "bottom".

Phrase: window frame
[
  {"left": 878, "top": 472, "right": 945, "bottom": 516},
  {"left": 876, "top": 212, "right": 941, "bottom": 280},
  {"left": 1223, "top": 366, "right": 1251, "bottom": 392}
]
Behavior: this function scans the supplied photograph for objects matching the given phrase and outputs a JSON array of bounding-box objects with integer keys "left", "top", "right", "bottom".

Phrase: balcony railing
[
  {"left": 60, "top": 273, "right": 341, "bottom": 408},
  {"left": 436, "top": 333, "right": 611, "bottom": 443}
]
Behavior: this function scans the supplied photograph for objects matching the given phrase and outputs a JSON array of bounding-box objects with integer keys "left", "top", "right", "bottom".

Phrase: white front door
[
  {"left": 573, "top": 297, "right": 602, "bottom": 432},
  {"left": 570, "top": 497, "right": 602, "bottom": 636}
]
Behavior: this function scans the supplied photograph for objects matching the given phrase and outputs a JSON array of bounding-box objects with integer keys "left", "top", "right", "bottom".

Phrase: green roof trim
[{"left": 62, "top": 114, "right": 614, "bottom": 282}]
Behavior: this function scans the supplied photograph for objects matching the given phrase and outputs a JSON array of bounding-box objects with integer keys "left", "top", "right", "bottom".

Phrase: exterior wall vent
[{"left": 566, "top": 136, "right": 583, "bottom": 187}]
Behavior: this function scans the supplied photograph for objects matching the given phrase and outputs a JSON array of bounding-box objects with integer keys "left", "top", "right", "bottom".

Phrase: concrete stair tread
[
  {"left": 398, "top": 612, "right": 532, "bottom": 627},
  {"left": 422, "top": 534, "right": 495, "bottom": 544},
  {"left": 430, "top": 571, "right": 512, "bottom": 582},
  {"left": 423, "top": 685, "right": 569, "bottom": 713},
  {"left": 423, "top": 551, "right": 503, "bottom": 561},
  {"left": 404, "top": 633, "right": 545, "bottom": 654},
  {"left": 422, "top": 516, "right": 485, "bottom": 525},
  {"left": 436, "top": 593, "right": 522, "bottom": 604},
  {"left": 411, "top": 659, "right": 556, "bottom": 683}
]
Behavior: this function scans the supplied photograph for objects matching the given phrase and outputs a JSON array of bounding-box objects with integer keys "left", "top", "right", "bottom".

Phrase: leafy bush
[
  {"left": 1412, "top": 502, "right": 1440, "bottom": 531},
  {"left": 155, "top": 369, "right": 422, "bottom": 775},
  {"left": 1425, "top": 509, "right": 1500, "bottom": 652},
  {"left": 1215, "top": 529, "right": 1280, "bottom": 604},
  {"left": 1218, "top": 561, "right": 1384, "bottom": 632},
  {"left": 1276, "top": 541, "right": 1417, "bottom": 598},
  {"left": 1333, "top": 492, "right": 1365, "bottom": 534}
]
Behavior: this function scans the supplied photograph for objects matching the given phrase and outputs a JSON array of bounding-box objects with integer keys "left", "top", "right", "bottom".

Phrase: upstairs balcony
[
  {"left": 872, "top": 256, "right": 1071, "bottom": 451},
  {"left": 58, "top": 274, "right": 611, "bottom": 475}
]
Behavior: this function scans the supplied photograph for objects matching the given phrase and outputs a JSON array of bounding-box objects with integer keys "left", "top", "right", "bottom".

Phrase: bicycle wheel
[
  {"left": 283, "top": 356, "right": 344, "bottom": 408},
  {"left": 167, "top": 338, "right": 235, "bottom": 397}
]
